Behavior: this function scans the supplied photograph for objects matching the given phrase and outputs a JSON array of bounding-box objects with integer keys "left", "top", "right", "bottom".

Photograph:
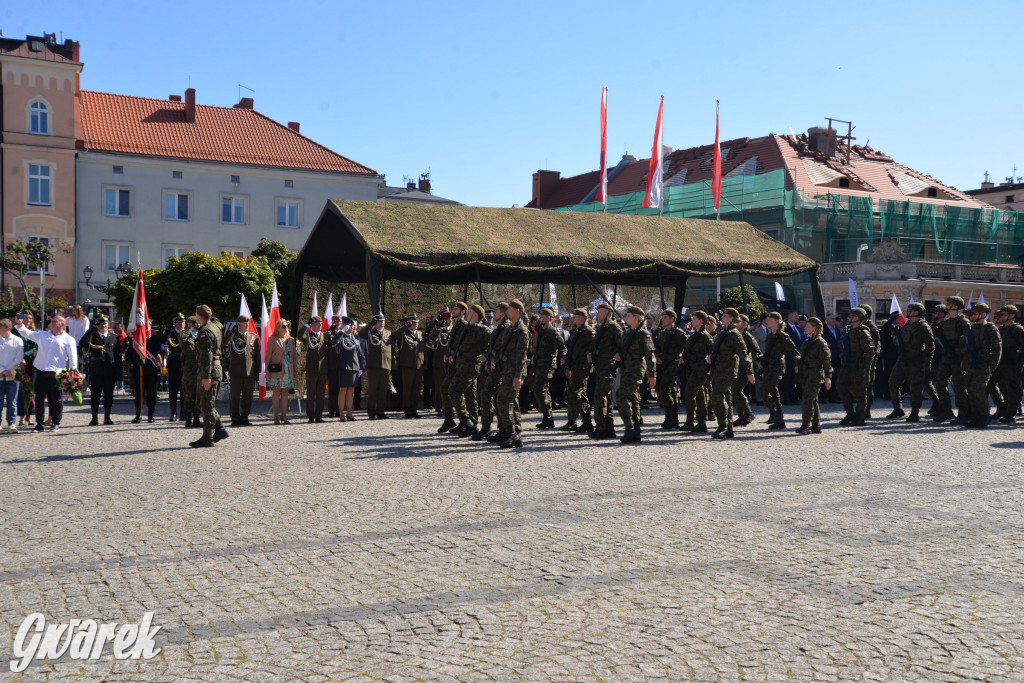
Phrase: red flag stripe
[
  {"left": 641, "top": 96, "right": 664, "bottom": 209},
  {"left": 596, "top": 86, "right": 608, "bottom": 205},
  {"left": 712, "top": 100, "right": 722, "bottom": 212}
]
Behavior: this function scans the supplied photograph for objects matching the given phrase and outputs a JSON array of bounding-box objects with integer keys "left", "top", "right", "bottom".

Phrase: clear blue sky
[{"left": 5, "top": 1, "right": 1022, "bottom": 207}]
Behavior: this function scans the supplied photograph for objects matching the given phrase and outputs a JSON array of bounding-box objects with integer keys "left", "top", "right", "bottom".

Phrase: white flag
[
  {"left": 774, "top": 281, "right": 786, "bottom": 302},
  {"left": 338, "top": 292, "right": 348, "bottom": 319},
  {"left": 324, "top": 293, "right": 334, "bottom": 323},
  {"left": 548, "top": 283, "right": 559, "bottom": 316},
  {"left": 848, "top": 278, "right": 859, "bottom": 308},
  {"left": 978, "top": 291, "right": 985, "bottom": 304},
  {"left": 967, "top": 290, "right": 974, "bottom": 308},
  {"left": 311, "top": 291, "right": 318, "bottom": 320}
]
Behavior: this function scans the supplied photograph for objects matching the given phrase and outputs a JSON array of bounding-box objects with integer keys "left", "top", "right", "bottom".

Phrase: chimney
[
  {"left": 418, "top": 176, "right": 431, "bottom": 194},
  {"left": 287, "top": 121, "right": 300, "bottom": 133},
  {"left": 234, "top": 97, "right": 254, "bottom": 110},
  {"left": 68, "top": 39, "right": 80, "bottom": 63},
  {"left": 184, "top": 88, "right": 196, "bottom": 123},
  {"left": 807, "top": 126, "right": 837, "bottom": 157},
  {"left": 169, "top": 95, "right": 182, "bottom": 102},
  {"left": 981, "top": 181, "right": 995, "bottom": 189},
  {"left": 532, "top": 170, "right": 561, "bottom": 208},
  {"left": 406, "top": 181, "right": 416, "bottom": 191}
]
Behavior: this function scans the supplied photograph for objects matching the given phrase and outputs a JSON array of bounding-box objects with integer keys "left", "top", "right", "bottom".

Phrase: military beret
[
  {"left": 971, "top": 302, "right": 990, "bottom": 314},
  {"left": 861, "top": 304, "right": 874, "bottom": 317},
  {"left": 572, "top": 307, "right": 587, "bottom": 317},
  {"left": 999, "top": 304, "right": 1018, "bottom": 316},
  {"left": 907, "top": 302, "right": 925, "bottom": 314},
  {"left": 739, "top": 314, "right": 750, "bottom": 323},
  {"left": 496, "top": 302, "right": 509, "bottom": 311},
  {"left": 626, "top": 305, "right": 644, "bottom": 316},
  {"left": 454, "top": 302, "right": 468, "bottom": 312},
  {"left": 691, "top": 311, "right": 708, "bottom": 322},
  {"left": 173, "top": 313, "right": 185, "bottom": 322},
  {"left": 933, "top": 304, "right": 948, "bottom": 313},
  {"left": 946, "top": 296, "right": 965, "bottom": 308},
  {"left": 661, "top": 309, "right": 677, "bottom": 320},
  {"left": 848, "top": 307, "right": 867, "bottom": 320},
  {"left": 438, "top": 305, "right": 450, "bottom": 315},
  {"left": 470, "top": 304, "right": 486, "bottom": 319},
  {"left": 722, "top": 307, "right": 740, "bottom": 318},
  {"left": 539, "top": 307, "right": 554, "bottom": 317},
  {"left": 372, "top": 313, "right": 386, "bottom": 322},
  {"left": 509, "top": 299, "right": 525, "bottom": 313},
  {"left": 484, "top": 309, "right": 494, "bottom": 317},
  {"left": 767, "top": 311, "right": 783, "bottom": 322},
  {"left": 94, "top": 314, "right": 108, "bottom": 324}
]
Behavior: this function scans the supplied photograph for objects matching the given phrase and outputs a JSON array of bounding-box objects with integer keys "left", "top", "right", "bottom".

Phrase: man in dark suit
[
  {"left": 821, "top": 313, "right": 842, "bottom": 402},
  {"left": 781, "top": 310, "right": 807, "bottom": 404}
]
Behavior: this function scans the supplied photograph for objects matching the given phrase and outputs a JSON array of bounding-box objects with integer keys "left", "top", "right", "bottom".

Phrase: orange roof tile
[{"left": 78, "top": 91, "right": 376, "bottom": 175}]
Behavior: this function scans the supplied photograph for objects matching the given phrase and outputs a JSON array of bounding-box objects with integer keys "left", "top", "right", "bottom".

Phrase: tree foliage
[
  {"left": 714, "top": 284, "right": 767, "bottom": 320},
  {"left": 251, "top": 238, "right": 297, "bottom": 319},
  {"left": 0, "top": 239, "right": 58, "bottom": 310}
]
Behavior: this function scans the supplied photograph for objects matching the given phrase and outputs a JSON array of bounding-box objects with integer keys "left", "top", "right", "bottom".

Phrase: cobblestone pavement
[{"left": 1, "top": 395, "right": 1023, "bottom": 681}]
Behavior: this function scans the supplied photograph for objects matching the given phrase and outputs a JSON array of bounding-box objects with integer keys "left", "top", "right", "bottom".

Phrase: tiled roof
[
  {"left": 532, "top": 132, "right": 982, "bottom": 209},
  {"left": 78, "top": 91, "right": 376, "bottom": 175}
]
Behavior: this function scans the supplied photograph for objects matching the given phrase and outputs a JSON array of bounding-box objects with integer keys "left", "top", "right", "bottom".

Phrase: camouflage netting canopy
[{"left": 297, "top": 200, "right": 819, "bottom": 292}]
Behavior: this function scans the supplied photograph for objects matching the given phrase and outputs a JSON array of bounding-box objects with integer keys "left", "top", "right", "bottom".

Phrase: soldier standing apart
[
  {"left": 226, "top": 314, "right": 260, "bottom": 426},
  {"left": 303, "top": 316, "right": 329, "bottom": 423},
  {"left": 531, "top": 307, "right": 567, "bottom": 430},
  {"left": 437, "top": 303, "right": 467, "bottom": 432},
  {"left": 495, "top": 300, "right": 529, "bottom": 449},
  {"left": 680, "top": 311, "right": 713, "bottom": 433},
  {"left": 181, "top": 316, "right": 201, "bottom": 428},
  {"left": 475, "top": 304, "right": 510, "bottom": 440},
  {"left": 391, "top": 313, "right": 426, "bottom": 418},
  {"left": 861, "top": 304, "right": 881, "bottom": 418},
  {"left": 165, "top": 314, "right": 186, "bottom": 421},
  {"left": 560, "top": 307, "right": 595, "bottom": 433},
  {"left": 358, "top": 313, "right": 392, "bottom": 420},
  {"left": 449, "top": 305, "right": 491, "bottom": 437},
  {"left": 962, "top": 302, "right": 1002, "bottom": 428},
  {"left": 84, "top": 315, "right": 122, "bottom": 426},
  {"left": 731, "top": 314, "right": 762, "bottom": 428},
  {"left": 190, "top": 305, "right": 228, "bottom": 448},
  {"left": 991, "top": 305, "right": 1023, "bottom": 424},
  {"left": 837, "top": 307, "right": 874, "bottom": 426},
  {"left": 709, "top": 308, "right": 752, "bottom": 439},
  {"left": 588, "top": 303, "right": 623, "bottom": 440},
  {"left": 932, "top": 296, "right": 970, "bottom": 423},
  {"left": 793, "top": 317, "right": 832, "bottom": 435},
  {"left": 759, "top": 312, "right": 800, "bottom": 430},
  {"left": 886, "top": 302, "right": 934, "bottom": 422},
  {"left": 614, "top": 305, "right": 656, "bottom": 443},
  {"left": 654, "top": 309, "right": 686, "bottom": 430}
]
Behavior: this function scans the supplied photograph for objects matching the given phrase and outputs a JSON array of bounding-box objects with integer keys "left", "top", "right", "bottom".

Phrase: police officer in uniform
[
  {"left": 165, "top": 314, "right": 186, "bottom": 421},
  {"left": 84, "top": 315, "right": 122, "bottom": 426},
  {"left": 225, "top": 314, "right": 260, "bottom": 426},
  {"left": 303, "top": 316, "right": 329, "bottom": 423},
  {"left": 190, "top": 305, "right": 228, "bottom": 448}
]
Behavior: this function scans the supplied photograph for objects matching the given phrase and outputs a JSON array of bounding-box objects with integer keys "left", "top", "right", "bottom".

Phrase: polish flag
[
  {"left": 127, "top": 266, "right": 150, "bottom": 361},
  {"left": 258, "top": 293, "right": 269, "bottom": 402},
  {"left": 890, "top": 292, "right": 905, "bottom": 326},
  {"left": 642, "top": 96, "right": 664, "bottom": 210},
  {"left": 596, "top": 86, "right": 608, "bottom": 206},
  {"left": 239, "top": 294, "right": 259, "bottom": 336},
  {"left": 324, "top": 292, "right": 334, "bottom": 325},
  {"left": 712, "top": 100, "right": 722, "bottom": 214},
  {"left": 338, "top": 292, "right": 348, "bottom": 319}
]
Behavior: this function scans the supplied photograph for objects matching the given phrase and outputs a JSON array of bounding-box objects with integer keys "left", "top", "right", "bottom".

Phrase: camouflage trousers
[
  {"left": 199, "top": 379, "right": 222, "bottom": 437},
  {"left": 615, "top": 370, "right": 644, "bottom": 430},
  {"left": 532, "top": 369, "right": 555, "bottom": 417},
  {"left": 990, "top": 364, "right": 1022, "bottom": 415},
  {"left": 449, "top": 360, "right": 481, "bottom": 421},
  {"left": 565, "top": 366, "right": 591, "bottom": 423},
  {"left": 439, "top": 362, "right": 456, "bottom": 418},
  {"left": 479, "top": 370, "right": 501, "bottom": 431},
  {"left": 495, "top": 374, "right": 523, "bottom": 435},
  {"left": 656, "top": 365, "right": 680, "bottom": 416},
  {"left": 933, "top": 359, "right": 967, "bottom": 414},
  {"left": 799, "top": 374, "right": 824, "bottom": 429},
  {"left": 710, "top": 371, "right": 737, "bottom": 429},
  {"left": 888, "top": 361, "right": 931, "bottom": 412},
  {"left": 761, "top": 365, "right": 784, "bottom": 417},
  {"left": 592, "top": 364, "right": 617, "bottom": 430},
  {"left": 964, "top": 366, "right": 993, "bottom": 420},
  {"left": 837, "top": 367, "right": 869, "bottom": 419},
  {"left": 181, "top": 368, "right": 198, "bottom": 423},
  {"left": 684, "top": 370, "right": 709, "bottom": 424},
  {"left": 731, "top": 374, "right": 752, "bottom": 420}
]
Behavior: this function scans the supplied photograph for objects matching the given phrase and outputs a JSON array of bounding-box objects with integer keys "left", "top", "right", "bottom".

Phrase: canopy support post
[
  {"left": 473, "top": 264, "right": 491, "bottom": 309},
  {"left": 808, "top": 267, "right": 826, "bottom": 319},
  {"left": 738, "top": 271, "right": 750, "bottom": 318},
  {"left": 673, "top": 276, "right": 688, "bottom": 316},
  {"left": 463, "top": 282, "right": 469, "bottom": 304},
  {"left": 580, "top": 272, "right": 624, "bottom": 321},
  {"left": 570, "top": 271, "right": 578, "bottom": 308},
  {"left": 365, "top": 252, "right": 384, "bottom": 316},
  {"left": 612, "top": 283, "right": 618, "bottom": 307},
  {"left": 657, "top": 265, "right": 666, "bottom": 311},
  {"left": 539, "top": 283, "right": 545, "bottom": 312}
]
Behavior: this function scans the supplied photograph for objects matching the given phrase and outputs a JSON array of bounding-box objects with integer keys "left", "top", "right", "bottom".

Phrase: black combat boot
[
  {"left": 89, "top": 412, "right": 99, "bottom": 426},
  {"left": 559, "top": 420, "right": 578, "bottom": 432},
  {"left": 471, "top": 427, "right": 487, "bottom": 442},
  {"left": 189, "top": 434, "right": 214, "bottom": 448},
  {"left": 679, "top": 420, "right": 694, "bottom": 432},
  {"left": 213, "top": 425, "right": 230, "bottom": 442},
  {"left": 691, "top": 421, "right": 708, "bottom": 434},
  {"left": 498, "top": 432, "right": 523, "bottom": 449},
  {"left": 838, "top": 413, "right": 853, "bottom": 426},
  {"left": 437, "top": 417, "right": 456, "bottom": 434},
  {"left": 486, "top": 431, "right": 507, "bottom": 443},
  {"left": 131, "top": 413, "right": 141, "bottom": 424},
  {"left": 619, "top": 427, "right": 635, "bottom": 443},
  {"left": 576, "top": 414, "right": 594, "bottom": 433},
  {"left": 905, "top": 410, "right": 920, "bottom": 423},
  {"left": 169, "top": 411, "right": 177, "bottom": 422},
  {"left": 732, "top": 415, "right": 750, "bottom": 428},
  {"left": 456, "top": 419, "right": 477, "bottom": 438},
  {"left": 452, "top": 417, "right": 469, "bottom": 435},
  {"left": 795, "top": 423, "right": 811, "bottom": 435},
  {"left": 769, "top": 419, "right": 787, "bottom": 430},
  {"left": 885, "top": 408, "right": 905, "bottom": 419},
  {"left": 104, "top": 413, "right": 114, "bottom": 425}
]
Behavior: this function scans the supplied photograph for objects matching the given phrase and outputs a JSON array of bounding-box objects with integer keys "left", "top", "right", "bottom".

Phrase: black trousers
[
  {"left": 134, "top": 369, "right": 157, "bottom": 416},
  {"left": 90, "top": 363, "right": 116, "bottom": 415},
  {"left": 167, "top": 355, "right": 183, "bottom": 413},
  {"left": 35, "top": 372, "right": 62, "bottom": 425}
]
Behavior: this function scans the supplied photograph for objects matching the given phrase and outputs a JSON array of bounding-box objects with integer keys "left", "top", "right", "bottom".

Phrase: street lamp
[
  {"left": 83, "top": 265, "right": 93, "bottom": 286},
  {"left": 84, "top": 264, "right": 116, "bottom": 303},
  {"left": 856, "top": 243, "right": 870, "bottom": 262}
]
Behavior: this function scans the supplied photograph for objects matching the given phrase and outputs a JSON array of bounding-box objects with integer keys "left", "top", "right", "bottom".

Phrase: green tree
[
  {"left": 251, "top": 238, "right": 297, "bottom": 318},
  {"left": 714, "top": 284, "right": 766, "bottom": 320},
  {"left": 0, "top": 238, "right": 57, "bottom": 310}
]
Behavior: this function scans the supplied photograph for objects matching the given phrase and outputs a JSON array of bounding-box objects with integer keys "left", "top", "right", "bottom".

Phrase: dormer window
[
  {"left": 927, "top": 188, "right": 937, "bottom": 198},
  {"left": 838, "top": 178, "right": 850, "bottom": 189},
  {"left": 29, "top": 101, "right": 49, "bottom": 135}
]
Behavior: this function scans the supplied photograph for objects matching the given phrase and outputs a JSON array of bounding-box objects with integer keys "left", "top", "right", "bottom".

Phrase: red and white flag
[
  {"left": 890, "top": 292, "right": 905, "bottom": 326},
  {"left": 126, "top": 267, "right": 150, "bottom": 361},
  {"left": 596, "top": 86, "right": 608, "bottom": 206},
  {"left": 258, "top": 293, "right": 269, "bottom": 402},
  {"left": 239, "top": 294, "right": 259, "bottom": 336},
  {"left": 642, "top": 96, "right": 664, "bottom": 210},
  {"left": 712, "top": 100, "right": 722, "bottom": 214},
  {"left": 324, "top": 292, "right": 334, "bottom": 324}
]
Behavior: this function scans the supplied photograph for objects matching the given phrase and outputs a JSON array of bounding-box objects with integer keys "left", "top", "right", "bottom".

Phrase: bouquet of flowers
[{"left": 57, "top": 368, "right": 85, "bottom": 406}]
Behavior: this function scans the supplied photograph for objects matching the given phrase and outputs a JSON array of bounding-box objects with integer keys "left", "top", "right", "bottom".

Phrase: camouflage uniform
[
  {"left": 425, "top": 318, "right": 452, "bottom": 416},
  {"left": 496, "top": 317, "right": 529, "bottom": 438},
  {"left": 196, "top": 316, "right": 224, "bottom": 438},
  {"left": 710, "top": 324, "right": 744, "bottom": 432},
  {"left": 614, "top": 324, "right": 655, "bottom": 432},
  {"left": 681, "top": 327, "right": 713, "bottom": 429},
  {"left": 591, "top": 317, "right": 623, "bottom": 433},
  {"left": 476, "top": 319, "right": 509, "bottom": 434},
  {"left": 450, "top": 321, "right": 490, "bottom": 422},
  {"left": 761, "top": 328, "right": 800, "bottom": 423},
  {"left": 933, "top": 314, "right": 970, "bottom": 420},
  {"left": 564, "top": 322, "right": 595, "bottom": 425},
  {"left": 532, "top": 322, "right": 566, "bottom": 419},
  {"left": 654, "top": 324, "right": 686, "bottom": 426},
  {"left": 991, "top": 314, "right": 1024, "bottom": 422},
  {"left": 731, "top": 328, "right": 761, "bottom": 423},
  {"left": 887, "top": 315, "right": 935, "bottom": 418},
  {"left": 863, "top": 315, "right": 881, "bottom": 412},
  {"left": 837, "top": 322, "right": 874, "bottom": 423},
  {"left": 962, "top": 310, "right": 1001, "bottom": 427},
  {"left": 797, "top": 334, "right": 832, "bottom": 430},
  {"left": 181, "top": 330, "right": 199, "bottom": 426},
  {"left": 440, "top": 317, "right": 467, "bottom": 422}
]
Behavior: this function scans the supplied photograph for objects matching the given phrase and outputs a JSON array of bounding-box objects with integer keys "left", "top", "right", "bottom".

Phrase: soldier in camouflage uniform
[
  {"left": 559, "top": 307, "right": 595, "bottom": 433},
  {"left": 861, "top": 304, "right": 881, "bottom": 418},
  {"left": 760, "top": 311, "right": 800, "bottom": 430},
  {"left": 837, "top": 307, "right": 875, "bottom": 426},
  {"left": 932, "top": 296, "right": 970, "bottom": 422},
  {"left": 473, "top": 303, "right": 510, "bottom": 441},
  {"left": 496, "top": 300, "right": 529, "bottom": 448},
  {"left": 180, "top": 316, "right": 200, "bottom": 428},
  {"left": 436, "top": 303, "right": 468, "bottom": 433},
  {"left": 654, "top": 309, "right": 686, "bottom": 429},
  {"left": 731, "top": 314, "right": 762, "bottom": 428},
  {"left": 886, "top": 302, "right": 935, "bottom": 422},
  {"left": 680, "top": 311, "right": 713, "bottom": 433},
  {"left": 962, "top": 302, "right": 1002, "bottom": 428},
  {"left": 189, "top": 305, "right": 228, "bottom": 448},
  {"left": 450, "top": 304, "right": 491, "bottom": 437},
  {"left": 794, "top": 317, "right": 832, "bottom": 435},
  {"left": 991, "top": 305, "right": 1024, "bottom": 424},
  {"left": 709, "top": 308, "right": 751, "bottom": 439},
  {"left": 530, "top": 307, "right": 566, "bottom": 429},
  {"left": 588, "top": 303, "right": 623, "bottom": 439},
  {"left": 614, "top": 305, "right": 656, "bottom": 443}
]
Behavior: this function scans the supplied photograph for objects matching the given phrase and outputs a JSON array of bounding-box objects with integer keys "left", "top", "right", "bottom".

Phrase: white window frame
[
  {"left": 27, "top": 163, "right": 52, "bottom": 206},
  {"left": 220, "top": 247, "right": 248, "bottom": 259},
  {"left": 220, "top": 195, "right": 247, "bottom": 225},
  {"left": 103, "top": 186, "right": 132, "bottom": 217},
  {"left": 275, "top": 198, "right": 301, "bottom": 228},
  {"left": 28, "top": 99, "right": 50, "bottom": 135},
  {"left": 103, "top": 241, "right": 133, "bottom": 273},
  {"left": 163, "top": 190, "right": 191, "bottom": 222},
  {"left": 162, "top": 244, "right": 192, "bottom": 268},
  {"left": 26, "top": 236, "right": 54, "bottom": 275}
]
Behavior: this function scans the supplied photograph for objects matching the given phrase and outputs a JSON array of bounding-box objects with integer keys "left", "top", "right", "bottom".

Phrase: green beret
[
  {"left": 539, "top": 307, "right": 554, "bottom": 317},
  {"left": 626, "top": 305, "right": 644, "bottom": 316}
]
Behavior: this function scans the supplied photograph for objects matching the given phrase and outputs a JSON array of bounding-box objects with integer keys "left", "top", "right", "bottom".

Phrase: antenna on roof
[
  {"left": 789, "top": 126, "right": 796, "bottom": 138},
  {"left": 238, "top": 83, "right": 254, "bottom": 102}
]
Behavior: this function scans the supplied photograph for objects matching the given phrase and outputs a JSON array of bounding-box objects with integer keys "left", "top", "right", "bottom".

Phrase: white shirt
[
  {"left": 66, "top": 316, "right": 90, "bottom": 343},
  {"left": 24, "top": 330, "right": 78, "bottom": 372},
  {"left": 0, "top": 333, "right": 24, "bottom": 374}
]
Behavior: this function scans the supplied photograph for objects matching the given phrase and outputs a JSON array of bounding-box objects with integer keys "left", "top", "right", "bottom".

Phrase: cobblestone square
[{"left": 1, "top": 397, "right": 1023, "bottom": 681}]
